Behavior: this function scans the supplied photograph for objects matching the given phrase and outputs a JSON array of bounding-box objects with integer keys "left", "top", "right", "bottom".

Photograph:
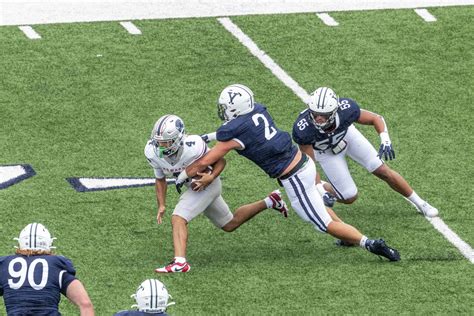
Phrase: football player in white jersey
[
  {"left": 145, "top": 114, "right": 288, "bottom": 273},
  {"left": 292, "top": 87, "right": 438, "bottom": 222}
]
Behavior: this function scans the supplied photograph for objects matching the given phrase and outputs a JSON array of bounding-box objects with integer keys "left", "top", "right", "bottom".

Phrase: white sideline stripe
[
  {"left": 217, "top": 17, "right": 310, "bottom": 104},
  {"left": 80, "top": 178, "right": 154, "bottom": 189},
  {"left": 223, "top": 17, "right": 474, "bottom": 264},
  {"left": 414, "top": 8, "right": 437, "bottom": 22},
  {"left": 428, "top": 217, "right": 474, "bottom": 263},
  {"left": 18, "top": 26, "right": 41, "bottom": 39},
  {"left": 2, "top": 0, "right": 473, "bottom": 26},
  {"left": 316, "top": 13, "right": 339, "bottom": 26},
  {"left": 120, "top": 21, "right": 142, "bottom": 35}
]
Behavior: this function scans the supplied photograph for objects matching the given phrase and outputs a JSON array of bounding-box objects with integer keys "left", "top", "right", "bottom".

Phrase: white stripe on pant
[{"left": 280, "top": 160, "right": 332, "bottom": 232}]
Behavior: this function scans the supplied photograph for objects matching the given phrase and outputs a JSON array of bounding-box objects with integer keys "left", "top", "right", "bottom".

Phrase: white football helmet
[
  {"left": 217, "top": 84, "right": 254, "bottom": 121},
  {"left": 151, "top": 115, "right": 186, "bottom": 157},
  {"left": 14, "top": 223, "right": 56, "bottom": 251},
  {"left": 307, "top": 87, "right": 339, "bottom": 130},
  {"left": 131, "top": 279, "right": 175, "bottom": 313}
]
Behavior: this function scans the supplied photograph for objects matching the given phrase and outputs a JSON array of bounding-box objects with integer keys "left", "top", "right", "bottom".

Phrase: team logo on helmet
[{"left": 217, "top": 84, "right": 254, "bottom": 121}]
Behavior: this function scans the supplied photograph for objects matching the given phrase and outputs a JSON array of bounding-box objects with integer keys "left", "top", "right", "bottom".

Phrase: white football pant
[
  {"left": 315, "top": 125, "right": 383, "bottom": 200},
  {"left": 280, "top": 159, "right": 332, "bottom": 233},
  {"left": 173, "top": 177, "right": 233, "bottom": 228}
]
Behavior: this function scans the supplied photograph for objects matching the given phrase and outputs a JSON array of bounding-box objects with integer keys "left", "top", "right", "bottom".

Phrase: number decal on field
[
  {"left": 8, "top": 257, "right": 49, "bottom": 290},
  {"left": 252, "top": 113, "right": 277, "bottom": 140}
]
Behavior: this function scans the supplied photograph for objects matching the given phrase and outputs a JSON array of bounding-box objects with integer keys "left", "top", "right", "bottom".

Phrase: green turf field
[{"left": 1, "top": 6, "right": 473, "bottom": 315}]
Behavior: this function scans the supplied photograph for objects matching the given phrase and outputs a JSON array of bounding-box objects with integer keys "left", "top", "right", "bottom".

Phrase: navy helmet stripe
[
  {"left": 294, "top": 175, "right": 327, "bottom": 231},
  {"left": 289, "top": 178, "right": 325, "bottom": 231},
  {"left": 33, "top": 223, "right": 39, "bottom": 248},
  {"left": 156, "top": 115, "right": 170, "bottom": 137},
  {"left": 29, "top": 223, "right": 33, "bottom": 248},
  {"left": 317, "top": 87, "right": 326, "bottom": 109}
]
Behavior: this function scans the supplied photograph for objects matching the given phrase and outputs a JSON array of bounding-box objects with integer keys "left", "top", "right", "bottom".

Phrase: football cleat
[
  {"left": 155, "top": 259, "right": 191, "bottom": 273},
  {"left": 366, "top": 239, "right": 400, "bottom": 262},
  {"left": 268, "top": 190, "right": 289, "bottom": 218},
  {"left": 416, "top": 202, "right": 439, "bottom": 218}
]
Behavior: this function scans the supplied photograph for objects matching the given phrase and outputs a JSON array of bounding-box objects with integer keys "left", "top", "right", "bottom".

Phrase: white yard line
[
  {"left": 428, "top": 217, "right": 474, "bottom": 263},
  {"left": 18, "top": 25, "right": 41, "bottom": 39},
  {"left": 119, "top": 21, "right": 142, "bottom": 35},
  {"left": 414, "top": 8, "right": 438, "bottom": 22},
  {"left": 1, "top": 0, "right": 473, "bottom": 26},
  {"left": 219, "top": 16, "right": 474, "bottom": 263},
  {"left": 316, "top": 13, "right": 339, "bottom": 26},
  {"left": 217, "top": 17, "right": 310, "bottom": 104}
]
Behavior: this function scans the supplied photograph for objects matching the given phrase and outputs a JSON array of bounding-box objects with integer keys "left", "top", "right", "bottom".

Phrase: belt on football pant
[{"left": 278, "top": 153, "right": 308, "bottom": 181}]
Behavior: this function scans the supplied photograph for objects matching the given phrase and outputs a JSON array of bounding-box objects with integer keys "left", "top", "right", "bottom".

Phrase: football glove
[
  {"left": 323, "top": 192, "right": 337, "bottom": 207},
  {"left": 378, "top": 132, "right": 395, "bottom": 161},
  {"left": 175, "top": 170, "right": 190, "bottom": 194},
  {"left": 175, "top": 182, "right": 184, "bottom": 194}
]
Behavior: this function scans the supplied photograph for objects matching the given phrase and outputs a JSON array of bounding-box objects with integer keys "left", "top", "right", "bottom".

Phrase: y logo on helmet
[{"left": 227, "top": 91, "right": 242, "bottom": 105}]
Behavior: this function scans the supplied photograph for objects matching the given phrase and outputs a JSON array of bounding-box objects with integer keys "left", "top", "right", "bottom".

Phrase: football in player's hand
[{"left": 190, "top": 167, "right": 213, "bottom": 191}]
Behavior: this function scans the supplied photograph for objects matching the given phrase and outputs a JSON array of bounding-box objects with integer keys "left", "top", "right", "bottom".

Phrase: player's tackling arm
[{"left": 178, "top": 140, "right": 241, "bottom": 182}]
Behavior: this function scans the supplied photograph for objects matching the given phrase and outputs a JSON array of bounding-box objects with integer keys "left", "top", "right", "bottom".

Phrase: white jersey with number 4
[{"left": 144, "top": 134, "right": 208, "bottom": 179}]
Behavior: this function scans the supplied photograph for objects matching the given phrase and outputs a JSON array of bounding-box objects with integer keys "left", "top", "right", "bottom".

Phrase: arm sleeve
[
  {"left": 216, "top": 125, "right": 235, "bottom": 142},
  {"left": 0, "top": 257, "right": 4, "bottom": 296},
  {"left": 58, "top": 256, "right": 77, "bottom": 296},
  {"left": 292, "top": 123, "right": 313, "bottom": 145},
  {"left": 348, "top": 100, "right": 361, "bottom": 122},
  {"left": 153, "top": 167, "right": 165, "bottom": 179}
]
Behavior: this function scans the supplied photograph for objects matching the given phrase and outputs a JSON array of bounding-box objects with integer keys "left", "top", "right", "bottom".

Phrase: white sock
[
  {"left": 359, "top": 236, "right": 368, "bottom": 248},
  {"left": 174, "top": 256, "right": 186, "bottom": 263},
  {"left": 264, "top": 197, "right": 273, "bottom": 208},
  {"left": 408, "top": 191, "right": 424, "bottom": 207}
]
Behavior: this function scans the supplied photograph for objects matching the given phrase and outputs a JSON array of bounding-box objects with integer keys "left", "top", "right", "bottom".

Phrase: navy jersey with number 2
[
  {"left": 292, "top": 98, "right": 361, "bottom": 151},
  {"left": 216, "top": 103, "right": 298, "bottom": 178},
  {"left": 0, "top": 254, "right": 77, "bottom": 316}
]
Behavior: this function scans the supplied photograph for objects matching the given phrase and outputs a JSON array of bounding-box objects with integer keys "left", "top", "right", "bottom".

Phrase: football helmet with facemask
[
  {"left": 14, "top": 223, "right": 56, "bottom": 251},
  {"left": 131, "top": 279, "right": 175, "bottom": 313},
  {"left": 217, "top": 84, "right": 254, "bottom": 121},
  {"left": 151, "top": 115, "right": 186, "bottom": 157},
  {"left": 307, "top": 87, "right": 339, "bottom": 130}
]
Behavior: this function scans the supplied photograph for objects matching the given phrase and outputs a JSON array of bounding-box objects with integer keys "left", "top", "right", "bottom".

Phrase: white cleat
[{"left": 416, "top": 202, "right": 439, "bottom": 218}]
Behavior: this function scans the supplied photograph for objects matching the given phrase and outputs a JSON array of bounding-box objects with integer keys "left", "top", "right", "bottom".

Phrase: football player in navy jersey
[
  {"left": 0, "top": 223, "right": 94, "bottom": 316},
  {"left": 292, "top": 87, "right": 438, "bottom": 220},
  {"left": 176, "top": 84, "right": 400, "bottom": 261},
  {"left": 114, "top": 279, "right": 173, "bottom": 316}
]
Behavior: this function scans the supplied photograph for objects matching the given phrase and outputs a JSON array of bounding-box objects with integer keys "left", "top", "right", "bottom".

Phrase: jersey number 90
[{"left": 8, "top": 257, "right": 49, "bottom": 290}]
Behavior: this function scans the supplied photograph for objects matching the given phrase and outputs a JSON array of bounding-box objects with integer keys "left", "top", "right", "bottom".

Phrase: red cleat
[{"left": 155, "top": 259, "right": 191, "bottom": 273}]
